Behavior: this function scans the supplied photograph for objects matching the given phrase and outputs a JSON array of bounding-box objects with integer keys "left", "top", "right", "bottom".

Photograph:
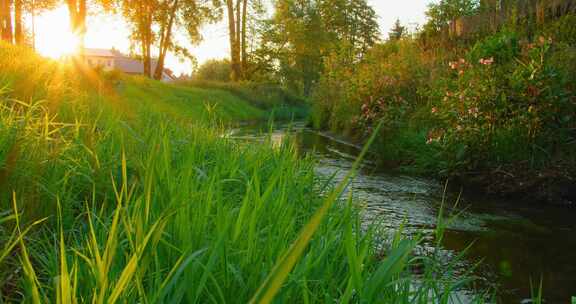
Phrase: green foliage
[
  {"left": 541, "top": 14, "right": 576, "bottom": 46},
  {"left": 468, "top": 30, "right": 520, "bottom": 63},
  {"left": 388, "top": 18, "right": 406, "bottom": 40},
  {"left": 423, "top": 0, "right": 480, "bottom": 35},
  {"left": 194, "top": 59, "right": 232, "bottom": 82},
  {"left": 429, "top": 38, "right": 575, "bottom": 171},
  {"left": 312, "top": 14, "right": 576, "bottom": 176},
  {"left": 256, "top": 0, "right": 379, "bottom": 95},
  {"left": 312, "top": 39, "right": 429, "bottom": 137}
]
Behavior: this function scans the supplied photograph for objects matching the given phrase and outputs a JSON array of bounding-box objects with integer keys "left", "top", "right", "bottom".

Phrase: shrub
[
  {"left": 541, "top": 14, "right": 576, "bottom": 46},
  {"left": 312, "top": 40, "right": 429, "bottom": 137},
  {"left": 428, "top": 37, "right": 575, "bottom": 171},
  {"left": 468, "top": 31, "right": 520, "bottom": 64},
  {"left": 194, "top": 59, "right": 232, "bottom": 82}
]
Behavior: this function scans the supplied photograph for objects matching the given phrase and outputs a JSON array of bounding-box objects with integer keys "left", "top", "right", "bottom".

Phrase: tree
[
  {"left": 257, "top": 0, "right": 379, "bottom": 95},
  {"left": 28, "top": 0, "right": 59, "bottom": 48},
  {"left": 154, "top": 0, "right": 221, "bottom": 80},
  {"left": 120, "top": 0, "right": 220, "bottom": 79},
  {"left": 226, "top": 0, "right": 241, "bottom": 81},
  {"left": 225, "top": 0, "right": 259, "bottom": 81},
  {"left": 194, "top": 58, "right": 232, "bottom": 81},
  {"left": 65, "top": 0, "right": 87, "bottom": 47},
  {"left": 424, "top": 0, "right": 479, "bottom": 35},
  {"left": 0, "top": 0, "right": 13, "bottom": 43},
  {"left": 388, "top": 18, "right": 406, "bottom": 40},
  {"left": 65, "top": 0, "right": 115, "bottom": 49},
  {"left": 14, "top": 0, "right": 22, "bottom": 44},
  {"left": 153, "top": 0, "right": 178, "bottom": 79}
]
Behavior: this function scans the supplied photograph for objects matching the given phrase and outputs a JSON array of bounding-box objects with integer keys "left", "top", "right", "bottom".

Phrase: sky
[{"left": 35, "top": 1, "right": 433, "bottom": 76}]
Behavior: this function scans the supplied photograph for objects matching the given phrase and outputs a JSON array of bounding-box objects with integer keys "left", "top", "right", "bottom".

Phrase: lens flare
[{"left": 35, "top": 6, "right": 81, "bottom": 59}]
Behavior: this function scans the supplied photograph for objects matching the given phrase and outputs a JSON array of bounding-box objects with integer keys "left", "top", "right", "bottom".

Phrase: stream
[{"left": 229, "top": 121, "right": 576, "bottom": 303}]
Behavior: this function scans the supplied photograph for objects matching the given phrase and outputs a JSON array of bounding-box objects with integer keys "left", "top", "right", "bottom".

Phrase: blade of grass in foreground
[
  {"left": 12, "top": 192, "right": 45, "bottom": 304},
  {"left": 249, "top": 122, "right": 383, "bottom": 304}
]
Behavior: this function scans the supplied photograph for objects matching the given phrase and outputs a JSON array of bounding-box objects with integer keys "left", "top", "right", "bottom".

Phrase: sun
[{"left": 35, "top": 6, "right": 81, "bottom": 59}]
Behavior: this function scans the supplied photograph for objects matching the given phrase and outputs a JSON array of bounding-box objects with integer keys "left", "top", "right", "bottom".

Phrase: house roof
[
  {"left": 83, "top": 48, "right": 120, "bottom": 57},
  {"left": 83, "top": 48, "right": 174, "bottom": 79},
  {"left": 115, "top": 57, "right": 160, "bottom": 74}
]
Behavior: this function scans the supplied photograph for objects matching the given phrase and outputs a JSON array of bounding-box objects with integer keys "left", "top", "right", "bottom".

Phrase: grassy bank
[
  {"left": 0, "top": 43, "right": 486, "bottom": 302},
  {"left": 179, "top": 80, "right": 310, "bottom": 120}
]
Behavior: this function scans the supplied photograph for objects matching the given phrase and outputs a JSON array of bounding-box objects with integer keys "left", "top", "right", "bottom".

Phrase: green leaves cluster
[{"left": 253, "top": 0, "right": 379, "bottom": 95}]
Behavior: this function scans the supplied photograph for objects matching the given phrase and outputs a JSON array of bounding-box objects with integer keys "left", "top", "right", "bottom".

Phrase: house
[{"left": 82, "top": 48, "right": 176, "bottom": 82}]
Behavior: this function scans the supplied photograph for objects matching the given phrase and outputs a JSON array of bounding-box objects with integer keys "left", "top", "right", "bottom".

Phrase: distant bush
[
  {"left": 541, "top": 14, "right": 576, "bottom": 46},
  {"left": 194, "top": 59, "right": 232, "bottom": 82},
  {"left": 312, "top": 40, "right": 429, "bottom": 137},
  {"left": 468, "top": 31, "right": 520, "bottom": 64}
]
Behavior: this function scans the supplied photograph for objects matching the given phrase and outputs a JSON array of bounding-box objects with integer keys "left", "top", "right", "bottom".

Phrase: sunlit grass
[{"left": 0, "top": 43, "right": 488, "bottom": 303}]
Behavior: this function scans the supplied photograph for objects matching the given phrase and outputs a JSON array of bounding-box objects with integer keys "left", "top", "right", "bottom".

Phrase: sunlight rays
[{"left": 35, "top": 6, "right": 81, "bottom": 59}]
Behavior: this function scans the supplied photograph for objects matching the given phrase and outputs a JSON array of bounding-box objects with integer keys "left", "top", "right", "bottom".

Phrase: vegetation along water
[{"left": 1, "top": 0, "right": 576, "bottom": 303}]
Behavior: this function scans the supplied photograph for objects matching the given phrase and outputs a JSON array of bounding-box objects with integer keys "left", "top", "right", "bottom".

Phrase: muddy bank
[{"left": 453, "top": 163, "right": 576, "bottom": 206}]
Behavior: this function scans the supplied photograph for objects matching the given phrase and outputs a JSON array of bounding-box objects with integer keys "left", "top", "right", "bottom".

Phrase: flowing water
[{"left": 229, "top": 122, "right": 576, "bottom": 303}]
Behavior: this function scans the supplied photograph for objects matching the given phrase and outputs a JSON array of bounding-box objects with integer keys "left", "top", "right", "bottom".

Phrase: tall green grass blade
[{"left": 249, "top": 122, "right": 383, "bottom": 304}]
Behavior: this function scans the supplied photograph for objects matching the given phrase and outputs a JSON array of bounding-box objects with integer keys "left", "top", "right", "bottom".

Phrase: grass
[
  {"left": 179, "top": 80, "right": 310, "bottom": 120},
  {"left": 0, "top": 43, "right": 487, "bottom": 303}
]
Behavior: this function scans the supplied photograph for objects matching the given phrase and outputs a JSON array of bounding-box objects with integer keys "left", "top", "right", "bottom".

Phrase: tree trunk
[
  {"left": 66, "top": 0, "right": 86, "bottom": 49},
  {"left": 226, "top": 0, "right": 240, "bottom": 81},
  {"left": 241, "top": 0, "right": 247, "bottom": 76},
  {"left": 0, "top": 0, "right": 5, "bottom": 41},
  {"left": 14, "top": 0, "right": 22, "bottom": 44},
  {"left": 154, "top": 0, "right": 178, "bottom": 80},
  {"left": 31, "top": 0, "right": 36, "bottom": 50},
  {"left": 1, "top": 0, "right": 13, "bottom": 43},
  {"left": 144, "top": 0, "right": 153, "bottom": 77},
  {"left": 78, "top": 0, "right": 86, "bottom": 49},
  {"left": 136, "top": 0, "right": 152, "bottom": 77}
]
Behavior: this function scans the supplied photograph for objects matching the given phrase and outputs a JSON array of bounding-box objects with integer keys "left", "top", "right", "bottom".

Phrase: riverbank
[
  {"left": 308, "top": 121, "right": 576, "bottom": 205},
  {"left": 310, "top": 22, "right": 576, "bottom": 206},
  {"left": 453, "top": 162, "right": 576, "bottom": 206}
]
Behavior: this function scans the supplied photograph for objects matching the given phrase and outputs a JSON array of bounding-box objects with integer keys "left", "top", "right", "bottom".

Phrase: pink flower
[
  {"left": 468, "top": 107, "right": 479, "bottom": 118},
  {"left": 479, "top": 57, "right": 494, "bottom": 65},
  {"left": 431, "top": 107, "right": 438, "bottom": 114}
]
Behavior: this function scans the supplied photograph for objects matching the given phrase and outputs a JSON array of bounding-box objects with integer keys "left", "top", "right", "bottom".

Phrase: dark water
[{"left": 228, "top": 122, "right": 576, "bottom": 304}]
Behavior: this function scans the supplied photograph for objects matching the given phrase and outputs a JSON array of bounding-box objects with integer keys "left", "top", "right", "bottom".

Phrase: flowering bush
[
  {"left": 428, "top": 37, "right": 575, "bottom": 170},
  {"left": 312, "top": 40, "right": 429, "bottom": 137}
]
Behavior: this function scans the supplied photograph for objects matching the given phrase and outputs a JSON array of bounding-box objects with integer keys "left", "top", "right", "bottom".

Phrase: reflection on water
[{"left": 228, "top": 122, "right": 576, "bottom": 304}]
